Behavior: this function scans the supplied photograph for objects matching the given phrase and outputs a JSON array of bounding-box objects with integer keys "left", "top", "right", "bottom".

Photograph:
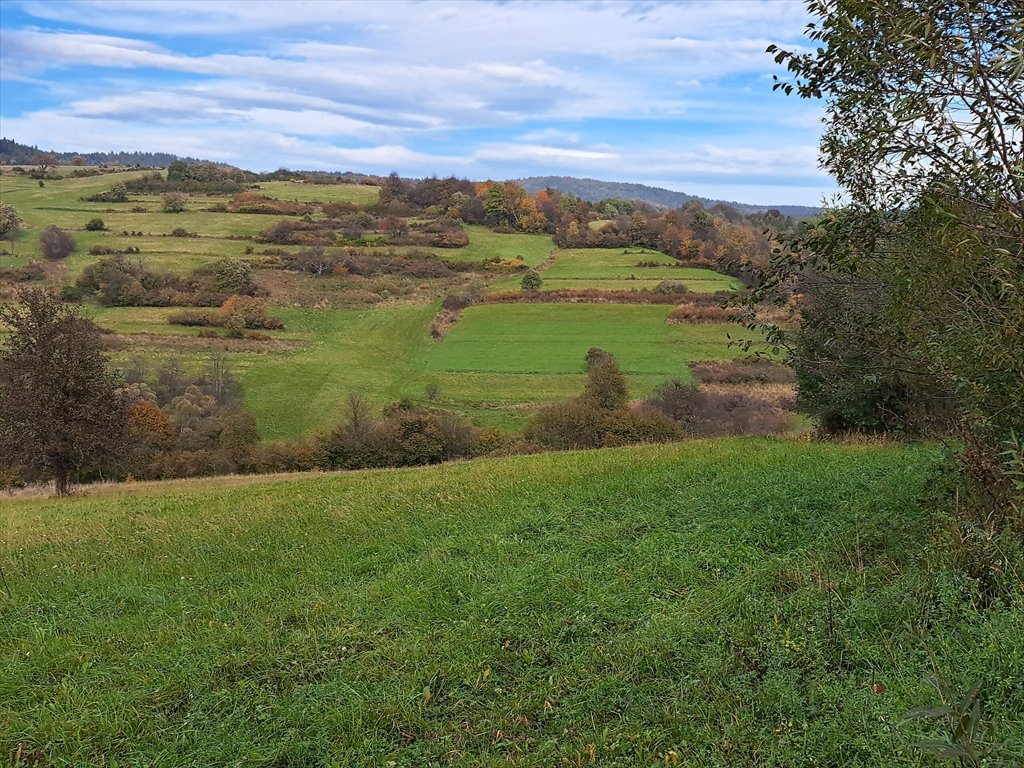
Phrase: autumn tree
[
  {"left": 762, "top": 1, "right": 1023, "bottom": 519},
  {"left": 0, "top": 289, "right": 128, "bottom": 495},
  {"left": 33, "top": 152, "right": 56, "bottom": 175}
]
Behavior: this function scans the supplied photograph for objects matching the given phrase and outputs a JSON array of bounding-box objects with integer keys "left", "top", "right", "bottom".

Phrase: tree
[
  {"left": 520, "top": 269, "right": 543, "bottom": 291},
  {"left": 85, "top": 217, "right": 106, "bottom": 231},
  {"left": 33, "top": 152, "right": 56, "bottom": 175},
  {"left": 761, "top": 2, "right": 1023, "bottom": 517},
  {"left": 162, "top": 192, "right": 188, "bottom": 213},
  {"left": 0, "top": 203, "right": 23, "bottom": 254},
  {"left": 581, "top": 355, "right": 628, "bottom": 411},
  {"left": 40, "top": 225, "right": 76, "bottom": 260},
  {"left": 0, "top": 289, "right": 128, "bottom": 495},
  {"left": 108, "top": 182, "right": 128, "bottom": 203}
]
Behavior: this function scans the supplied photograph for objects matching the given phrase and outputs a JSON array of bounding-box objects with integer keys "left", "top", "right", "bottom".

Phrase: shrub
[
  {"left": 219, "top": 295, "right": 283, "bottom": 330},
  {"left": 40, "top": 225, "right": 76, "bottom": 260},
  {"left": 321, "top": 406, "right": 477, "bottom": 470},
  {"left": 581, "top": 357, "right": 628, "bottom": 410},
  {"left": 486, "top": 258, "right": 526, "bottom": 271},
  {"left": 585, "top": 347, "right": 614, "bottom": 369},
  {"left": 84, "top": 217, "right": 106, "bottom": 231},
  {"left": 169, "top": 310, "right": 218, "bottom": 327},
  {"left": 645, "top": 381, "right": 792, "bottom": 436},
  {"left": 524, "top": 401, "right": 610, "bottom": 449},
  {"left": 645, "top": 379, "right": 698, "bottom": 423},
  {"left": 601, "top": 407, "right": 684, "bottom": 447},
  {"left": 0, "top": 262, "right": 44, "bottom": 282},
  {"left": 520, "top": 269, "right": 543, "bottom": 291},
  {"left": 688, "top": 358, "right": 796, "bottom": 385},
  {"left": 212, "top": 259, "right": 255, "bottom": 294},
  {"left": 162, "top": 192, "right": 188, "bottom": 213},
  {"left": 442, "top": 286, "right": 482, "bottom": 311},
  {"left": 654, "top": 280, "right": 687, "bottom": 295}
]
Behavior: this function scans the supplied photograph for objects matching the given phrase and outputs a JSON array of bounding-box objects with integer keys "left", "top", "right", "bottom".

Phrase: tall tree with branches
[
  {"left": 0, "top": 289, "right": 128, "bottom": 495},
  {"left": 756, "top": 2, "right": 1023, "bottom": 519}
]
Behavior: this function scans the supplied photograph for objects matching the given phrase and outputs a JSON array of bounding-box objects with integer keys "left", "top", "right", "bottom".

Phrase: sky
[{"left": 0, "top": 0, "right": 835, "bottom": 206}]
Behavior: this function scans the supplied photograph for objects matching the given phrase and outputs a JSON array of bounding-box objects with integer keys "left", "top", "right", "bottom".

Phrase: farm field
[
  {"left": 89, "top": 301, "right": 753, "bottom": 438},
  {"left": 3, "top": 438, "right": 1021, "bottom": 766},
  {"left": 425, "top": 304, "right": 745, "bottom": 376},
  {"left": 540, "top": 248, "right": 743, "bottom": 288},
  {"left": 2, "top": 171, "right": 759, "bottom": 439},
  {"left": 256, "top": 180, "right": 382, "bottom": 204}
]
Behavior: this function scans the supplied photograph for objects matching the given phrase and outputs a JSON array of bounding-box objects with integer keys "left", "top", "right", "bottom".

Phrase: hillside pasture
[
  {"left": 255, "top": 180, "right": 381, "bottom": 204},
  {"left": 540, "top": 248, "right": 742, "bottom": 292},
  {"left": 3, "top": 439, "right": 1020, "bottom": 766}
]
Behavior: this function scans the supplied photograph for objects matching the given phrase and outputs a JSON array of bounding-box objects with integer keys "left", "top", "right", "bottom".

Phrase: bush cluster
[
  {"left": 320, "top": 397, "right": 480, "bottom": 470},
  {"left": 168, "top": 295, "right": 284, "bottom": 330},
  {"left": 688, "top": 358, "right": 796, "bottom": 385},
  {"left": 76, "top": 255, "right": 259, "bottom": 307},
  {"left": 40, "top": 225, "right": 76, "bottom": 260},
  {"left": 525, "top": 350, "right": 682, "bottom": 450},
  {"left": 645, "top": 379, "right": 792, "bottom": 436}
]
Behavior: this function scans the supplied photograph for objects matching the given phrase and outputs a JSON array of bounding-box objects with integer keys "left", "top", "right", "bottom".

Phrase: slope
[{"left": 2, "top": 438, "right": 1021, "bottom": 766}]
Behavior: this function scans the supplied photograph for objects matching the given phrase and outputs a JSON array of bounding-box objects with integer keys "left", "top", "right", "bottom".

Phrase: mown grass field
[
  {"left": 425, "top": 304, "right": 745, "bottom": 376},
  {"left": 2, "top": 439, "right": 1021, "bottom": 766},
  {"left": 255, "top": 180, "right": 382, "bottom": 204},
  {"left": 540, "top": 248, "right": 742, "bottom": 292}
]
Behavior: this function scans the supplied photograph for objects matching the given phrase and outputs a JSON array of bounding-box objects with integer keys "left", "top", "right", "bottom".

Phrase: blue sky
[{"left": 0, "top": 0, "right": 835, "bottom": 206}]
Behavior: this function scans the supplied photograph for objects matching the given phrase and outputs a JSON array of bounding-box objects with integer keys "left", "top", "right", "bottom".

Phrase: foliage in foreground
[
  {"left": 760, "top": 0, "right": 1023, "bottom": 522},
  {"left": 2, "top": 440, "right": 1021, "bottom": 766}
]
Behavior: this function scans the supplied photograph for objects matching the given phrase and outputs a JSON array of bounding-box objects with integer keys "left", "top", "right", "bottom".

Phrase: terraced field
[{"left": 2, "top": 171, "right": 757, "bottom": 437}]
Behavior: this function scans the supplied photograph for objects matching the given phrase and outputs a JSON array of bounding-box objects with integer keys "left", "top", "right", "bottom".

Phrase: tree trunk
[{"left": 54, "top": 471, "right": 70, "bottom": 497}]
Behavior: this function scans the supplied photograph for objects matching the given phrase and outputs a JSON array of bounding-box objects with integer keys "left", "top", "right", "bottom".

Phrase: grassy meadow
[
  {"left": 2, "top": 438, "right": 1022, "bottom": 766},
  {"left": 1, "top": 171, "right": 756, "bottom": 438}
]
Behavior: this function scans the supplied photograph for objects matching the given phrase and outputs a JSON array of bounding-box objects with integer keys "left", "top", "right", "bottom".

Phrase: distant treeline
[
  {"left": 0, "top": 138, "right": 195, "bottom": 168},
  {"left": 516, "top": 175, "right": 821, "bottom": 218}
]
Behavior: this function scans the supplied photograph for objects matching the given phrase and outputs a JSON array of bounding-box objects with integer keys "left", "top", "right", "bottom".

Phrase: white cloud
[{"left": 0, "top": 0, "right": 834, "bottom": 204}]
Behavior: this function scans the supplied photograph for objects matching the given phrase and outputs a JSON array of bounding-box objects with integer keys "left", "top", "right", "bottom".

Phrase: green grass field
[
  {"left": 88, "top": 301, "right": 751, "bottom": 438},
  {"left": 425, "top": 304, "right": 744, "bottom": 375},
  {"left": 540, "top": 248, "right": 742, "bottom": 292},
  {"left": 3, "top": 439, "right": 1021, "bottom": 766},
  {"left": 3, "top": 175, "right": 757, "bottom": 438},
  {"left": 255, "top": 180, "right": 382, "bottom": 204}
]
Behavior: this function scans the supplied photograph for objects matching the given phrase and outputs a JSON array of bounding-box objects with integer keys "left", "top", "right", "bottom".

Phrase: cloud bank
[{"left": 0, "top": 0, "right": 832, "bottom": 205}]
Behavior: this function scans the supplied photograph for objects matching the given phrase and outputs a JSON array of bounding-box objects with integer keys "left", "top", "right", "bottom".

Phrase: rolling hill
[{"left": 514, "top": 175, "right": 821, "bottom": 217}]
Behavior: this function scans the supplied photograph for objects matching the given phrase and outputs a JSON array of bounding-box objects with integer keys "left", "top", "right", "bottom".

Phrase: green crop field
[
  {"left": 425, "top": 304, "right": 745, "bottom": 375},
  {"left": 3, "top": 439, "right": 1021, "bottom": 766}
]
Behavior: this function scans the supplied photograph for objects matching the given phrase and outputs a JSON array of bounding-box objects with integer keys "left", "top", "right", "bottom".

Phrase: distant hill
[
  {"left": 514, "top": 175, "right": 820, "bottom": 217},
  {"left": 0, "top": 138, "right": 191, "bottom": 168}
]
